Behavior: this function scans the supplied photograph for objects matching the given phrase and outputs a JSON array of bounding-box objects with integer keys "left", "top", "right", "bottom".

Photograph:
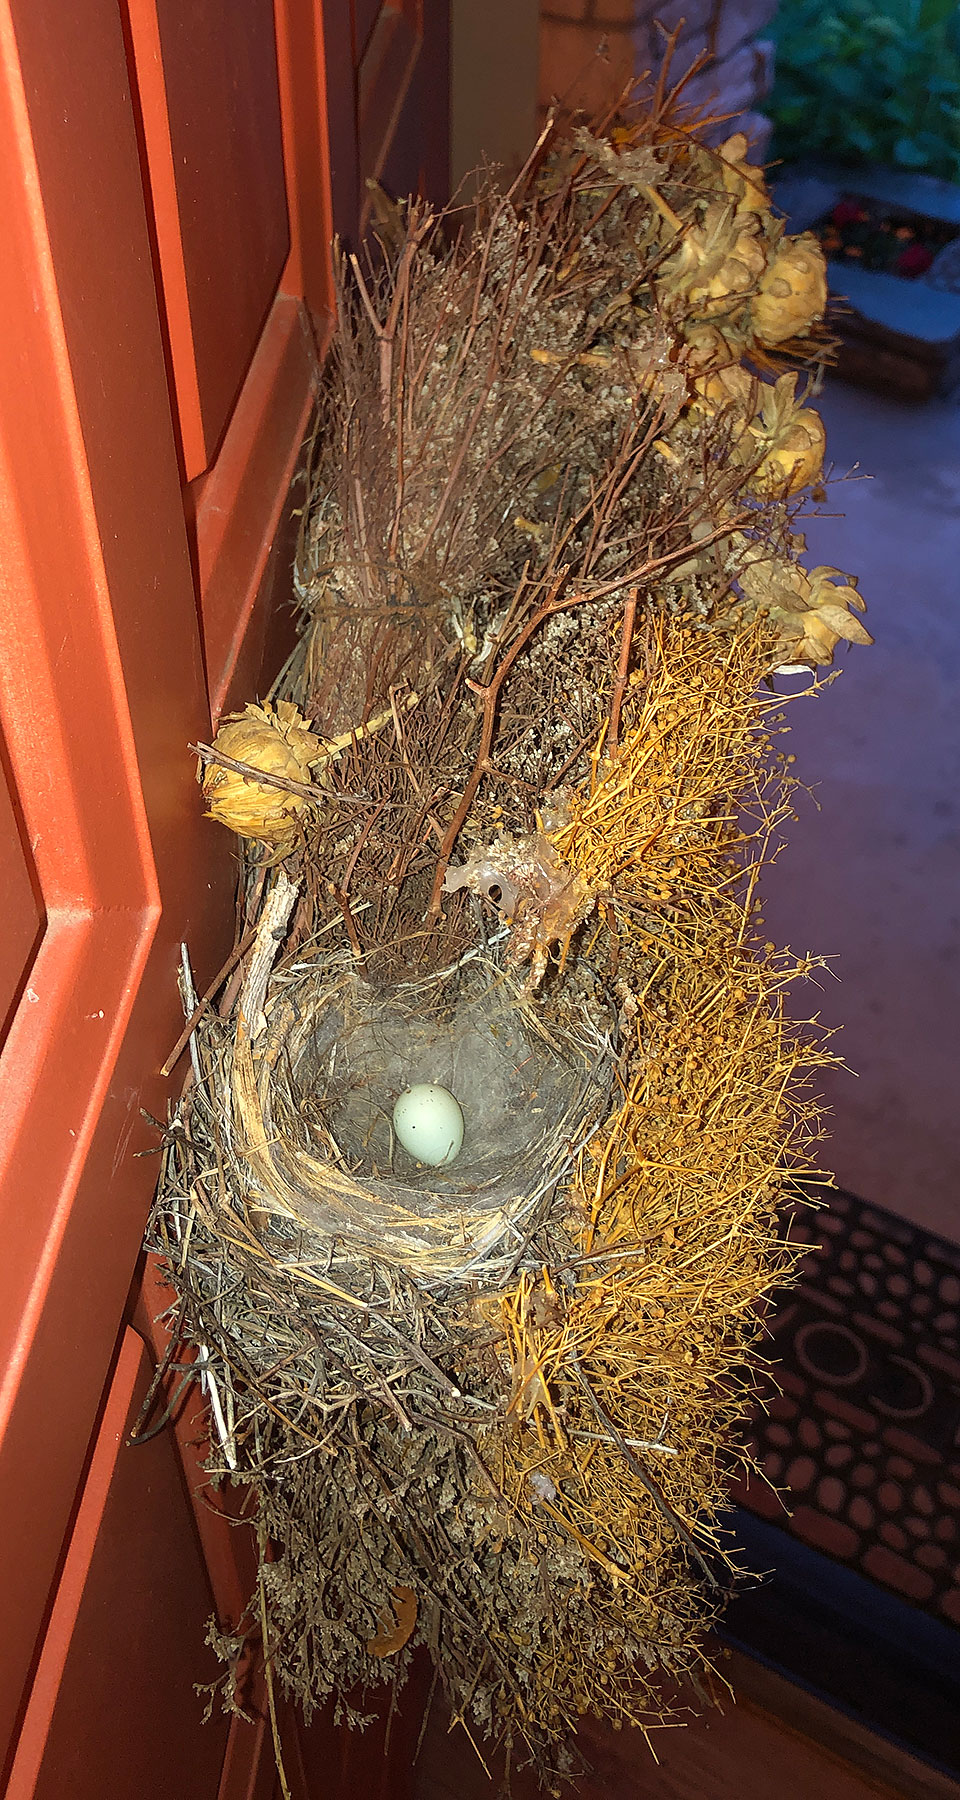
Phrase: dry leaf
[
  {"left": 815, "top": 604, "right": 874, "bottom": 644},
  {"left": 716, "top": 133, "right": 772, "bottom": 221},
  {"left": 367, "top": 1585, "right": 418, "bottom": 1658}
]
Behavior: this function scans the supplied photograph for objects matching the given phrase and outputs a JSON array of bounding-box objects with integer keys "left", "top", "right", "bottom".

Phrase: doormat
[{"left": 732, "top": 1189, "right": 960, "bottom": 1630}]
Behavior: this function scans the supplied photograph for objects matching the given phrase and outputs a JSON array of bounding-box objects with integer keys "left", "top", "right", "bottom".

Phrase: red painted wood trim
[
  {"left": 123, "top": 1, "right": 292, "bottom": 485},
  {"left": 7, "top": 1327, "right": 235, "bottom": 1800},
  {"left": 358, "top": 1, "right": 422, "bottom": 200},
  {"left": 4, "top": 1330, "right": 147, "bottom": 1800},
  {"left": 318, "top": 2, "right": 362, "bottom": 243},
  {"left": 274, "top": 0, "right": 338, "bottom": 318},
  {"left": 0, "top": 747, "right": 45, "bottom": 1047},
  {"left": 121, "top": 0, "right": 208, "bottom": 480},
  {"left": 0, "top": 0, "right": 238, "bottom": 1766},
  {"left": 135, "top": 1255, "right": 259, "bottom": 1632},
  {"left": 0, "top": 0, "right": 161, "bottom": 1399},
  {"left": 354, "top": 0, "right": 386, "bottom": 61},
  {"left": 216, "top": 1711, "right": 275, "bottom": 1800},
  {"left": 189, "top": 293, "right": 322, "bottom": 721}
]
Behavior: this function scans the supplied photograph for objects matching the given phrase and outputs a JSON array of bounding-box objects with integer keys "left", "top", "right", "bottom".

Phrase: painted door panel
[
  {"left": 359, "top": 3, "right": 423, "bottom": 202},
  {"left": 0, "top": 1, "right": 229, "bottom": 1765},
  {"left": 123, "top": 0, "right": 291, "bottom": 482},
  {"left": 0, "top": 0, "right": 448, "bottom": 1792},
  {"left": 189, "top": 293, "right": 317, "bottom": 719},
  {"left": 355, "top": 0, "right": 388, "bottom": 56},
  {"left": 0, "top": 739, "right": 44, "bottom": 1046},
  {"left": 5, "top": 1330, "right": 231, "bottom": 1800}
]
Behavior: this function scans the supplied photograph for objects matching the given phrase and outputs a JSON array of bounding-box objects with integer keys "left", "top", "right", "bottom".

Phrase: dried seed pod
[
  {"left": 735, "top": 549, "right": 873, "bottom": 667},
  {"left": 201, "top": 700, "right": 320, "bottom": 845},
  {"left": 748, "top": 373, "right": 826, "bottom": 495},
  {"left": 751, "top": 232, "right": 828, "bottom": 346},
  {"left": 716, "top": 132, "right": 772, "bottom": 222},
  {"left": 658, "top": 199, "right": 767, "bottom": 316}
]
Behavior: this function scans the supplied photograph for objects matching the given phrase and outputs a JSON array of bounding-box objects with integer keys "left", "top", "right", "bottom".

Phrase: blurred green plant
[{"left": 768, "top": 0, "right": 960, "bottom": 181}]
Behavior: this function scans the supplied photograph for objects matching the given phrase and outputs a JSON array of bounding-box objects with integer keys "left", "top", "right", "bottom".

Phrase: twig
[
  {"left": 350, "top": 213, "right": 434, "bottom": 420},
  {"left": 332, "top": 887, "right": 363, "bottom": 957},
  {"left": 127, "top": 1296, "right": 188, "bottom": 1443},
  {"left": 570, "top": 1427, "right": 676, "bottom": 1457},
  {"left": 569, "top": 1353, "right": 721, "bottom": 1590},
  {"left": 258, "top": 1550, "right": 293, "bottom": 1800},
  {"left": 318, "top": 690, "right": 421, "bottom": 762},
  {"left": 197, "top": 1342, "right": 238, "bottom": 1471},
  {"left": 191, "top": 744, "right": 319, "bottom": 803},
  {"left": 160, "top": 927, "right": 258, "bottom": 1076},
  {"left": 608, "top": 588, "right": 638, "bottom": 757},
  {"left": 192, "top": 694, "right": 419, "bottom": 805},
  {"left": 178, "top": 944, "right": 203, "bottom": 1086},
  {"left": 426, "top": 582, "right": 590, "bottom": 916},
  {"left": 341, "top": 800, "right": 388, "bottom": 901}
]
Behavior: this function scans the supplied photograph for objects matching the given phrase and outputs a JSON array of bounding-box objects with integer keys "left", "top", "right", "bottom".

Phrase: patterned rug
[{"left": 732, "top": 1188, "right": 960, "bottom": 1630}]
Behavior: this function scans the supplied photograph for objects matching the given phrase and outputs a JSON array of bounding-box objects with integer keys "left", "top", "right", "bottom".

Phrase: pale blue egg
[{"left": 392, "top": 1083, "right": 464, "bottom": 1167}]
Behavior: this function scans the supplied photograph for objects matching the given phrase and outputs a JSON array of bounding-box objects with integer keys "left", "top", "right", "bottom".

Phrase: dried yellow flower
[
  {"left": 690, "top": 366, "right": 825, "bottom": 496},
  {"left": 201, "top": 700, "right": 320, "bottom": 845},
  {"left": 748, "top": 372, "right": 826, "bottom": 494},
  {"left": 658, "top": 199, "right": 767, "bottom": 316},
  {"left": 682, "top": 322, "right": 736, "bottom": 375},
  {"left": 716, "top": 132, "right": 772, "bottom": 221},
  {"left": 692, "top": 360, "right": 755, "bottom": 418},
  {"left": 751, "top": 232, "right": 827, "bottom": 346},
  {"left": 735, "top": 550, "right": 873, "bottom": 668}
]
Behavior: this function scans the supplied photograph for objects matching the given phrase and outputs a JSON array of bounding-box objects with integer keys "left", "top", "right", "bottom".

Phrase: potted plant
[{"left": 768, "top": 0, "right": 960, "bottom": 396}]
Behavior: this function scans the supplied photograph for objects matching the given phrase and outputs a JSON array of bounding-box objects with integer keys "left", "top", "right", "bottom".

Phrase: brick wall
[{"left": 539, "top": 0, "right": 777, "bottom": 155}]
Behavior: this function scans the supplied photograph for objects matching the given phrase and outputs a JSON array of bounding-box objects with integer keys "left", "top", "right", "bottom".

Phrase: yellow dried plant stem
[
  {"left": 477, "top": 614, "right": 831, "bottom": 1654},
  {"left": 314, "top": 690, "right": 420, "bottom": 765}
]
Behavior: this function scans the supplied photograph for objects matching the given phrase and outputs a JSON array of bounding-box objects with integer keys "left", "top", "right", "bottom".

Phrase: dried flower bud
[
  {"left": 717, "top": 133, "right": 772, "bottom": 221},
  {"left": 682, "top": 323, "right": 736, "bottom": 375},
  {"left": 752, "top": 233, "right": 827, "bottom": 346},
  {"left": 692, "top": 361, "right": 755, "bottom": 418},
  {"left": 691, "top": 367, "right": 825, "bottom": 496},
  {"left": 658, "top": 200, "right": 766, "bottom": 316},
  {"left": 749, "top": 373, "right": 826, "bottom": 495},
  {"left": 735, "top": 549, "right": 873, "bottom": 668},
  {"left": 201, "top": 701, "right": 320, "bottom": 845}
]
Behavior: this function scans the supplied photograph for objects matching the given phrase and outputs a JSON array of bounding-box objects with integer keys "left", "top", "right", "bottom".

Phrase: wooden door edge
[{"left": 725, "top": 1646, "right": 960, "bottom": 1800}]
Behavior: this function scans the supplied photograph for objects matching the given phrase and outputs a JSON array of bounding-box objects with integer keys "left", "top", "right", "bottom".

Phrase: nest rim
[{"left": 229, "top": 874, "right": 616, "bottom": 1286}]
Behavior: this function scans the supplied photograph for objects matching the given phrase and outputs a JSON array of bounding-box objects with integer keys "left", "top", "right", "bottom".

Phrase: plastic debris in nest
[{"left": 443, "top": 829, "right": 595, "bottom": 990}]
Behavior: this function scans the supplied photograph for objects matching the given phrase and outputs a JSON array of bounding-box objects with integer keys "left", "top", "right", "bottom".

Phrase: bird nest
[
  {"left": 230, "top": 874, "right": 614, "bottom": 1282},
  {"left": 144, "top": 80, "right": 869, "bottom": 1795}
]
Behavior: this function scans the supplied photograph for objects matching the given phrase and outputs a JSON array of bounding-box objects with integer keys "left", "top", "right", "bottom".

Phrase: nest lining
[{"left": 231, "top": 874, "right": 614, "bottom": 1283}]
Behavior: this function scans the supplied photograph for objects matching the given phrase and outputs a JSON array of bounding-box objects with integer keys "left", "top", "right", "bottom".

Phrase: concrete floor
[{"left": 761, "top": 378, "right": 960, "bottom": 1243}]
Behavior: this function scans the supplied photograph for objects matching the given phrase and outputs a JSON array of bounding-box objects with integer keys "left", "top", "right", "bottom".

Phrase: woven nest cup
[{"left": 231, "top": 876, "right": 614, "bottom": 1285}]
